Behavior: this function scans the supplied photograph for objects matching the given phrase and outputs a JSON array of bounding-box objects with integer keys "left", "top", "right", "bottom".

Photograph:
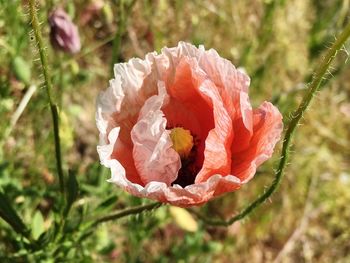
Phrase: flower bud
[{"left": 48, "top": 8, "right": 81, "bottom": 54}]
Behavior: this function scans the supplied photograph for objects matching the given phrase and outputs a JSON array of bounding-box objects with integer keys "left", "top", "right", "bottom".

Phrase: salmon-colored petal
[
  {"left": 194, "top": 78, "right": 233, "bottom": 183},
  {"left": 95, "top": 71, "right": 141, "bottom": 185},
  {"left": 164, "top": 56, "right": 233, "bottom": 184},
  {"left": 165, "top": 174, "right": 241, "bottom": 207},
  {"left": 109, "top": 172, "right": 241, "bottom": 208},
  {"left": 199, "top": 49, "right": 251, "bottom": 120},
  {"left": 112, "top": 139, "right": 144, "bottom": 186},
  {"left": 161, "top": 98, "right": 202, "bottom": 138},
  {"left": 198, "top": 48, "right": 254, "bottom": 153},
  {"left": 131, "top": 84, "right": 181, "bottom": 186},
  {"left": 97, "top": 127, "right": 143, "bottom": 186},
  {"left": 213, "top": 176, "right": 242, "bottom": 197},
  {"left": 105, "top": 150, "right": 241, "bottom": 207},
  {"left": 164, "top": 57, "right": 214, "bottom": 168},
  {"left": 165, "top": 57, "right": 214, "bottom": 134},
  {"left": 231, "top": 102, "right": 283, "bottom": 182}
]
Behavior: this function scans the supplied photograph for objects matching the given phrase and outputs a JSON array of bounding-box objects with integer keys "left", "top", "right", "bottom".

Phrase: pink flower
[
  {"left": 96, "top": 42, "right": 283, "bottom": 207},
  {"left": 48, "top": 8, "right": 81, "bottom": 54}
]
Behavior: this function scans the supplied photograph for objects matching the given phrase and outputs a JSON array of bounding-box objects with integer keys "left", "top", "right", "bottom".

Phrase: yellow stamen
[{"left": 169, "top": 127, "right": 194, "bottom": 159}]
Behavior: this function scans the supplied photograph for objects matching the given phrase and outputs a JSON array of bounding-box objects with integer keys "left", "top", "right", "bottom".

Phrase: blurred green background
[{"left": 0, "top": 0, "right": 349, "bottom": 262}]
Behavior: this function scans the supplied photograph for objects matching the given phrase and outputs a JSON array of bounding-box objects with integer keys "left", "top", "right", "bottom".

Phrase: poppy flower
[
  {"left": 48, "top": 8, "right": 81, "bottom": 54},
  {"left": 96, "top": 42, "right": 283, "bottom": 207}
]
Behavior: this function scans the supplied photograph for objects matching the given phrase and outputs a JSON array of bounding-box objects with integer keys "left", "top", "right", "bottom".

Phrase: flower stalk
[
  {"left": 195, "top": 21, "right": 350, "bottom": 226},
  {"left": 110, "top": 0, "right": 126, "bottom": 75},
  {"left": 110, "top": 0, "right": 137, "bottom": 75},
  {"left": 91, "top": 202, "right": 161, "bottom": 227},
  {"left": 28, "top": 0, "right": 65, "bottom": 194}
]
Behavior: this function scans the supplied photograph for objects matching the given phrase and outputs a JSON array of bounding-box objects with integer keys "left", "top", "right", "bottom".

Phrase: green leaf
[
  {"left": 0, "top": 191, "right": 29, "bottom": 237},
  {"left": 64, "top": 171, "right": 79, "bottom": 216},
  {"left": 11, "top": 56, "right": 31, "bottom": 85},
  {"left": 31, "top": 211, "right": 44, "bottom": 240},
  {"left": 95, "top": 195, "right": 118, "bottom": 213},
  {"left": 37, "top": 227, "right": 54, "bottom": 247}
]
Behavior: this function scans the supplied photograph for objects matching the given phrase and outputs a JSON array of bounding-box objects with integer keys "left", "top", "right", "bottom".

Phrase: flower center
[
  {"left": 168, "top": 127, "right": 200, "bottom": 187},
  {"left": 169, "top": 127, "right": 194, "bottom": 159}
]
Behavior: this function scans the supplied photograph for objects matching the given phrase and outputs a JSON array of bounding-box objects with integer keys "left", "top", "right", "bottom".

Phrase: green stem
[
  {"left": 195, "top": 22, "right": 350, "bottom": 226},
  {"left": 110, "top": 0, "right": 137, "bottom": 75},
  {"left": 28, "top": 0, "right": 65, "bottom": 193},
  {"left": 110, "top": 0, "right": 126, "bottom": 75},
  {"left": 91, "top": 202, "right": 161, "bottom": 228},
  {"left": 0, "top": 192, "right": 30, "bottom": 239}
]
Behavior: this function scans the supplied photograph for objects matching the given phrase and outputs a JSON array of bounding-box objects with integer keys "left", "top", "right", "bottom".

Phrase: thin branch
[{"left": 91, "top": 202, "right": 161, "bottom": 228}]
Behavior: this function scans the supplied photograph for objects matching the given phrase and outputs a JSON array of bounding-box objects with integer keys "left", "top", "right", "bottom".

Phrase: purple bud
[{"left": 48, "top": 8, "right": 81, "bottom": 54}]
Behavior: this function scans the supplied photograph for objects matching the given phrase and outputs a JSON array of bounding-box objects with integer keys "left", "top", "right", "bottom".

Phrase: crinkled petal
[
  {"left": 164, "top": 56, "right": 214, "bottom": 167},
  {"left": 163, "top": 42, "right": 252, "bottom": 129},
  {"left": 112, "top": 55, "right": 156, "bottom": 121},
  {"left": 163, "top": 55, "right": 233, "bottom": 183},
  {"left": 131, "top": 84, "right": 181, "bottom": 185},
  {"left": 198, "top": 48, "right": 253, "bottom": 153},
  {"left": 195, "top": 78, "right": 234, "bottom": 183},
  {"left": 108, "top": 168, "right": 241, "bottom": 207},
  {"left": 97, "top": 100, "right": 241, "bottom": 207},
  {"left": 96, "top": 76, "right": 124, "bottom": 140},
  {"left": 231, "top": 102, "right": 283, "bottom": 182}
]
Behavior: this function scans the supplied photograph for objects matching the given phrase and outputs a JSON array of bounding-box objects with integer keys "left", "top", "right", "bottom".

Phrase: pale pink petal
[
  {"left": 165, "top": 174, "right": 241, "bottom": 207},
  {"left": 131, "top": 85, "right": 181, "bottom": 186},
  {"left": 97, "top": 126, "right": 121, "bottom": 165},
  {"left": 112, "top": 55, "right": 156, "bottom": 122},
  {"left": 105, "top": 158, "right": 241, "bottom": 207},
  {"left": 111, "top": 139, "right": 144, "bottom": 185},
  {"left": 96, "top": 55, "right": 159, "bottom": 185},
  {"left": 96, "top": 76, "right": 124, "bottom": 141}
]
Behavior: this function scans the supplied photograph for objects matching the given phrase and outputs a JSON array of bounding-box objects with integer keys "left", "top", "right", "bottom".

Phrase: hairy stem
[
  {"left": 91, "top": 202, "right": 161, "bottom": 227},
  {"left": 28, "top": 0, "right": 64, "bottom": 193},
  {"left": 195, "top": 22, "right": 350, "bottom": 226}
]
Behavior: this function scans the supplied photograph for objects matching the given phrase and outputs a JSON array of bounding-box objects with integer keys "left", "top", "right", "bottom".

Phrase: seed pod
[{"left": 48, "top": 8, "right": 81, "bottom": 54}]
